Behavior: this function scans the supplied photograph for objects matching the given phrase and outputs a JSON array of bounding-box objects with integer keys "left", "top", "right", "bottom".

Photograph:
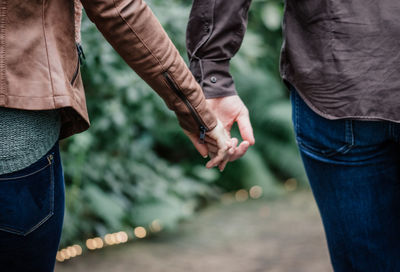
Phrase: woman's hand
[{"left": 184, "top": 119, "right": 234, "bottom": 172}]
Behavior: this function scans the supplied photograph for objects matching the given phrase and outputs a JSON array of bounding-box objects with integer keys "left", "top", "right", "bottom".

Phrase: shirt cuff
[{"left": 189, "top": 59, "right": 237, "bottom": 99}]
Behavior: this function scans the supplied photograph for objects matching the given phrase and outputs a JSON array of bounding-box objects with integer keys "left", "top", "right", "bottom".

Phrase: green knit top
[{"left": 0, "top": 107, "right": 61, "bottom": 175}]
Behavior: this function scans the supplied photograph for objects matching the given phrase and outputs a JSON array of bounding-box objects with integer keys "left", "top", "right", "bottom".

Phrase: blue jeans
[
  {"left": 0, "top": 142, "right": 64, "bottom": 271},
  {"left": 291, "top": 88, "right": 400, "bottom": 271}
]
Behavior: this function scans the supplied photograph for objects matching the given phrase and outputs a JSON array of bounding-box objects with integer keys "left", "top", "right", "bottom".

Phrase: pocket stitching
[
  {"left": 0, "top": 154, "right": 55, "bottom": 236},
  {"left": 297, "top": 120, "right": 355, "bottom": 157},
  {"left": 0, "top": 161, "right": 51, "bottom": 181},
  {"left": 293, "top": 89, "right": 355, "bottom": 157},
  {"left": 23, "top": 158, "right": 55, "bottom": 236}
]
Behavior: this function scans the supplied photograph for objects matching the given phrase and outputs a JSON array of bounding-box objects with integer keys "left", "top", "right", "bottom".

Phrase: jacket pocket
[
  {"left": 0, "top": 154, "right": 55, "bottom": 236},
  {"left": 291, "top": 88, "right": 354, "bottom": 158},
  {"left": 70, "top": 43, "right": 85, "bottom": 86},
  {"left": 70, "top": 56, "right": 80, "bottom": 86}
]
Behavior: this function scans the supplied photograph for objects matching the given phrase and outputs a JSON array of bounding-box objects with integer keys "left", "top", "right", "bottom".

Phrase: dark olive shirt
[
  {"left": 186, "top": 0, "right": 251, "bottom": 99},
  {"left": 187, "top": 0, "right": 400, "bottom": 122}
]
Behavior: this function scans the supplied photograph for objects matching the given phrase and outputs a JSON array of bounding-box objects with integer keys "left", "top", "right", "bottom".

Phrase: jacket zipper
[
  {"left": 163, "top": 72, "right": 208, "bottom": 143},
  {"left": 71, "top": 43, "right": 86, "bottom": 85}
]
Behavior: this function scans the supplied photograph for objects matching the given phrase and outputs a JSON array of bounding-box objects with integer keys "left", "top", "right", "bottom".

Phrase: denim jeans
[
  {"left": 291, "top": 88, "right": 400, "bottom": 271},
  {"left": 0, "top": 142, "right": 64, "bottom": 272}
]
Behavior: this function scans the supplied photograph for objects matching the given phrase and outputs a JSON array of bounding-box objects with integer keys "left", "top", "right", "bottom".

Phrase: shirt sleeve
[{"left": 186, "top": 0, "right": 252, "bottom": 99}]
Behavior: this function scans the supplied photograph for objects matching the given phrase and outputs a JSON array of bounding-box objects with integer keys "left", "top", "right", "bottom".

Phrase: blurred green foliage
[{"left": 59, "top": 0, "right": 306, "bottom": 247}]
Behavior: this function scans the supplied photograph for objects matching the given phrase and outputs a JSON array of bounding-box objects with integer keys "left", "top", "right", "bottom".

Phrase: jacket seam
[
  {"left": 42, "top": 0, "right": 56, "bottom": 108},
  {"left": 112, "top": 0, "right": 165, "bottom": 72},
  {"left": 0, "top": 1, "right": 7, "bottom": 100},
  {"left": 4, "top": 94, "right": 72, "bottom": 98}
]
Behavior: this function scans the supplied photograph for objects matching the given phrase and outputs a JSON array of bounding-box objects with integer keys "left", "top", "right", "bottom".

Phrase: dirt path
[{"left": 56, "top": 191, "right": 332, "bottom": 272}]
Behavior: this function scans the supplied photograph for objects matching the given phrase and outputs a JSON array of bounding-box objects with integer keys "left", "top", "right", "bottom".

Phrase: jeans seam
[
  {"left": 350, "top": 120, "right": 355, "bottom": 146},
  {"left": 344, "top": 120, "right": 355, "bottom": 152},
  {"left": 294, "top": 87, "right": 302, "bottom": 146},
  {"left": 388, "top": 122, "right": 399, "bottom": 143}
]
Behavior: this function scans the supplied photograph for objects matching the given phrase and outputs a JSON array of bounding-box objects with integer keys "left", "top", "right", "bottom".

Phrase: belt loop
[
  {"left": 345, "top": 120, "right": 354, "bottom": 147},
  {"left": 390, "top": 122, "right": 400, "bottom": 143}
]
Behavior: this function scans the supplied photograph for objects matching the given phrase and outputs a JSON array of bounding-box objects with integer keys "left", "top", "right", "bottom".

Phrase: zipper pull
[
  {"left": 76, "top": 43, "right": 86, "bottom": 66},
  {"left": 199, "top": 126, "right": 206, "bottom": 144}
]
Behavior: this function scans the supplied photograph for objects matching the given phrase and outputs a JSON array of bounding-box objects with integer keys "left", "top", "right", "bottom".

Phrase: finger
[
  {"left": 185, "top": 131, "right": 209, "bottom": 158},
  {"left": 229, "top": 138, "right": 239, "bottom": 154},
  {"left": 218, "top": 157, "right": 230, "bottom": 172},
  {"left": 206, "top": 155, "right": 222, "bottom": 168},
  {"left": 206, "top": 144, "right": 229, "bottom": 168},
  {"left": 229, "top": 141, "right": 250, "bottom": 161},
  {"left": 237, "top": 112, "right": 255, "bottom": 145},
  {"left": 218, "top": 139, "right": 236, "bottom": 171}
]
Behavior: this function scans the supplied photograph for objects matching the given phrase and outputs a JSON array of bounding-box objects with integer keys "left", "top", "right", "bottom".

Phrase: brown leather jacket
[{"left": 1, "top": 0, "right": 216, "bottom": 139}]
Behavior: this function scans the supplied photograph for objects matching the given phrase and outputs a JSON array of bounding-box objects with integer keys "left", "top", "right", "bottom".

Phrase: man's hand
[
  {"left": 206, "top": 95, "right": 255, "bottom": 161},
  {"left": 184, "top": 95, "right": 254, "bottom": 171}
]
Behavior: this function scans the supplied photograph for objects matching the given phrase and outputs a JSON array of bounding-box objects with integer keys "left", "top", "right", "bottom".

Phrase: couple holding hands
[{"left": 2, "top": 0, "right": 400, "bottom": 271}]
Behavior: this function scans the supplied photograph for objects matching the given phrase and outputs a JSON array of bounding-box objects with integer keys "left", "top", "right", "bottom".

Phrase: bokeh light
[
  {"left": 235, "top": 189, "right": 249, "bottom": 202},
  {"left": 249, "top": 186, "right": 263, "bottom": 199},
  {"left": 150, "top": 220, "right": 162, "bottom": 233},
  {"left": 134, "top": 227, "right": 147, "bottom": 238},
  {"left": 284, "top": 178, "right": 298, "bottom": 191}
]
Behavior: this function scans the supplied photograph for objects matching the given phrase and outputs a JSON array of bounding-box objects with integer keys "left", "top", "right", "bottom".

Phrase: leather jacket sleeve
[
  {"left": 186, "top": 0, "right": 252, "bottom": 99},
  {"left": 80, "top": 0, "right": 217, "bottom": 136}
]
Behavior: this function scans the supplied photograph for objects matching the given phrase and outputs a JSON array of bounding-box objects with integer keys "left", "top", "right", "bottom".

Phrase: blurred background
[{"left": 56, "top": 0, "right": 331, "bottom": 271}]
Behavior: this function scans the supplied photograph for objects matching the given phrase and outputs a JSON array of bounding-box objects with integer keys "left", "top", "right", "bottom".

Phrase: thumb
[{"left": 237, "top": 111, "right": 255, "bottom": 145}]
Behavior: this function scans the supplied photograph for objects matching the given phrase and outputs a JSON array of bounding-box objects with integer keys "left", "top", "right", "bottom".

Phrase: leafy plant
[{"left": 59, "top": 0, "right": 306, "bottom": 247}]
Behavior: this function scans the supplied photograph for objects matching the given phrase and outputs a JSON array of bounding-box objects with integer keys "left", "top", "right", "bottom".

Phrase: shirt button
[{"left": 210, "top": 76, "right": 217, "bottom": 83}]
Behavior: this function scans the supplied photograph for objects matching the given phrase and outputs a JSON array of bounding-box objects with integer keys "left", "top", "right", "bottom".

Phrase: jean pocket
[
  {"left": 0, "top": 153, "right": 55, "bottom": 236},
  {"left": 291, "top": 89, "right": 354, "bottom": 158}
]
